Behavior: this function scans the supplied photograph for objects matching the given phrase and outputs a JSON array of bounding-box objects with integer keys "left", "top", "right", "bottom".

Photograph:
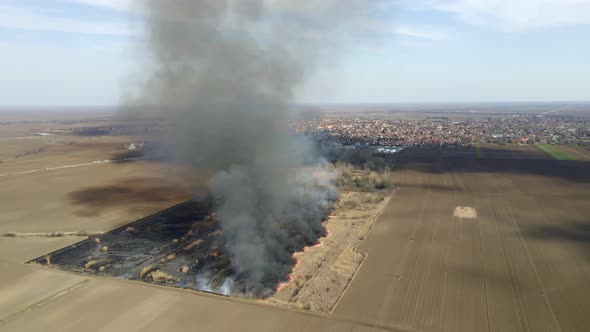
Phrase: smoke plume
[{"left": 131, "top": 0, "right": 374, "bottom": 296}]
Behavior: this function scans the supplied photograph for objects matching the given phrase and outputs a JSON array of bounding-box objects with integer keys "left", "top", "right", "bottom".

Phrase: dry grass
[
  {"left": 160, "top": 253, "right": 177, "bottom": 263},
  {"left": 336, "top": 165, "right": 393, "bottom": 193},
  {"left": 139, "top": 265, "right": 158, "bottom": 278},
  {"left": 84, "top": 260, "right": 98, "bottom": 269},
  {"left": 269, "top": 164, "right": 394, "bottom": 313},
  {"left": 150, "top": 270, "right": 177, "bottom": 283},
  {"left": 338, "top": 192, "right": 388, "bottom": 211},
  {"left": 84, "top": 258, "right": 107, "bottom": 270},
  {"left": 182, "top": 239, "right": 203, "bottom": 251}
]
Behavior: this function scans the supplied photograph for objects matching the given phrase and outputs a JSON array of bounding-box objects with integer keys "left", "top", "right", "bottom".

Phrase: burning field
[
  {"left": 268, "top": 166, "right": 395, "bottom": 311},
  {"left": 31, "top": 198, "right": 333, "bottom": 298},
  {"left": 31, "top": 0, "right": 391, "bottom": 309},
  {"left": 31, "top": 165, "right": 393, "bottom": 308}
]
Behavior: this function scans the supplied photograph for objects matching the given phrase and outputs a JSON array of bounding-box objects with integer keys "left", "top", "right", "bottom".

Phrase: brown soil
[{"left": 335, "top": 146, "right": 590, "bottom": 332}]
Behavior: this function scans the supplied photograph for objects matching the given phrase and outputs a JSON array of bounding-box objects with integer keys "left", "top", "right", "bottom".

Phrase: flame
[
  {"left": 311, "top": 241, "right": 323, "bottom": 248},
  {"left": 274, "top": 219, "right": 332, "bottom": 294},
  {"left": 276, "top": 258, "right": 300, "bottom": 292}
]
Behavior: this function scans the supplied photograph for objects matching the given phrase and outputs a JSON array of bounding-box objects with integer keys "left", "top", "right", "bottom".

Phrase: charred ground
[{"left": 31, "top": 199, "right": 331, "bottom": 298}]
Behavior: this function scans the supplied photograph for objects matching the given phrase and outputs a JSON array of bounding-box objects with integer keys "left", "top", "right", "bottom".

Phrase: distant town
[{"left": 291, "top": 113, "right": 590, "bottom": 147}]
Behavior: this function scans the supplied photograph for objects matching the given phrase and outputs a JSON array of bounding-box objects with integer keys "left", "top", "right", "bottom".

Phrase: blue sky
[{"left": 1, "top": 0, "right": 590, "bottom": 107}]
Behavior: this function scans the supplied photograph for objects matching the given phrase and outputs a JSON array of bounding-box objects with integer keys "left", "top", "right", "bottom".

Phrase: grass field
[
  {"left": 536, "top": 143, "right": 578, "bottom": 160},
  {"left": 473, "top": 143, "right": 484, "bottom": 158}
]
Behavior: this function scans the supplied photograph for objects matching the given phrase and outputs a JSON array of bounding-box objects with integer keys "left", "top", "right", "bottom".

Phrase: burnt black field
[{"left": 30, "top": 200, "right": 320, "bottom": 298}]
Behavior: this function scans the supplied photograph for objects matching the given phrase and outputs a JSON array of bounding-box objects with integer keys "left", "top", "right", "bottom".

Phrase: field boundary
[{"left": 329, "top": 192, "right": 395, "bottom": 314}]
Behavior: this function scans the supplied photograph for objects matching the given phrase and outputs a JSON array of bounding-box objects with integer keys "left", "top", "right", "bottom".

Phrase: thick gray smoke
[{"left": 132, "top": 0, "right": 375, "bottom": 295}]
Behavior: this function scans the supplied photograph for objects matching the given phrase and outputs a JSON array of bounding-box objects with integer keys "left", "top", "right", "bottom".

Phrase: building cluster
[{"left": 291, "top": 114, "right": 590, "bottom": 147}]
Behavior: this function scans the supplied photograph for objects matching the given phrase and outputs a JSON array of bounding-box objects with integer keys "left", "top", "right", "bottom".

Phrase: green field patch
[
  {"left": 473, "top": 143, "right": 484, "bottom": 159},
  {"left": 536, "top": 144, "right": 577, "bottom": 160}
]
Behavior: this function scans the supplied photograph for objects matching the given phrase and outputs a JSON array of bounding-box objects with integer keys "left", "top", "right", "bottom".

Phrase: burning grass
[
  {"left": 275, "top": 232, "right": 330, "bottom": 293},
  {"left": 31, "top": 164, "right": 392, "bottom": 304},
  {"left": 268, "top": 165, "right": 395, "bottom": 312}
]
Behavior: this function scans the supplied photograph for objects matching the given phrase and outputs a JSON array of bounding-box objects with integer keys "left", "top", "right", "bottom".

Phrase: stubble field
[
  {"left": 335, "top": 145, "right": 590, "bottom": 331},
  {"left": 0, "top": 113, "right": 589, "bottom": 331}
]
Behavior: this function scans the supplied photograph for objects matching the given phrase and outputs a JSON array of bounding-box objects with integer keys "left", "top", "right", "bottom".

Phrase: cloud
[
  {"left": 418, "top": 0, "right": 590, "bottom": 30},
  {"left": 65, "top": 0, "right": 134, "bottom": 12},
  {"left": 4, "top": 0, "right": 444, "bottom": 44},
  {"left": 393, "top": 25, "right": 451, "bottom": 40},
  {"left": 69, "top": 0, "right": 590, "bottom": 31},
  {"left": 361, "top": 20, "right": 452, "bottom": 43},
  {"left": 0, "top": 1, "right": 135, "bottom": 36}
]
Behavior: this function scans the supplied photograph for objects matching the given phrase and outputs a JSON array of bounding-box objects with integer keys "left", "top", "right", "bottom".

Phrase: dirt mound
[{"left": 453, "top": 206, "right": 477, "bottom": 219}]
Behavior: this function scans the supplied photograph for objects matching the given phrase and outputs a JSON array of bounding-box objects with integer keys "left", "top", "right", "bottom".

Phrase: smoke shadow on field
[
  {"left": 523, "top": 223, "right": 590, "bottom": 261},
  {"left": 392, "top": 147, "right": 590, "bottom": 184},
  {"left": 68, "top": 177, "right": 192, "bottom": 217},
  {"left": 111, "top": 149, "right": 144, "bottom": 161},
  {"left": 395, "top": 183, "right": 463, "bottom": 192},
  {"left": 446, "top": 262, "right": 525, "bottom": 291}
]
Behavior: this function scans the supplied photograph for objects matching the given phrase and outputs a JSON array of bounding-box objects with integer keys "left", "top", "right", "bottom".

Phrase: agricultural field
[
  {"left": 335, "top": 146, "right": 590, "bottom": 331},
  {"left": 0, "top": 114, "right": 589, "bottom": 331},
  {"left": 536, "top": 144, "right": 578, "bottom": 160}
]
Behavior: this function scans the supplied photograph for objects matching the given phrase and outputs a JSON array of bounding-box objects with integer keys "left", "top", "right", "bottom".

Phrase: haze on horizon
[{"left": 1, "top": 0, "right": 590, "bottom": 107}]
